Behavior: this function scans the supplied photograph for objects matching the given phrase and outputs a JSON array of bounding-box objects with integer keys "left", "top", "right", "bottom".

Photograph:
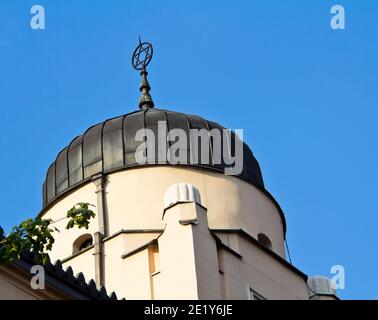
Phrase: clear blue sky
[{"left": 0, "top": 0, "right": 377, "bottom": 300}]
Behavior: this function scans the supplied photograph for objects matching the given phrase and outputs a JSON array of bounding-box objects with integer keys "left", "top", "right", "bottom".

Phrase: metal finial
[{"left": 132, "top": 38, "right": 154, "bottom": 110}]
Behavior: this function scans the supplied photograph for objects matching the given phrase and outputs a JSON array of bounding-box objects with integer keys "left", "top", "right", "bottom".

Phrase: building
[
  {"left": 0, "top": 248, "right": 117, "bottom": 300},
  {"left": 3, "top": 41, "right": 338, "bottom": 300}
]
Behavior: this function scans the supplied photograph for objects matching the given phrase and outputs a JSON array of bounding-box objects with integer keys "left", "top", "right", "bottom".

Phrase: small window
[
  {"left": 79, "top": 238, "right": 93, "bottom": 251},
  {"left": 248, "top": 287, "right": 266, "bottom": 300},
  {"left": 73, "top": 234, "right": 93, "bottom": 254},
  {"left": 257, "top": 233, "right": 272, "bottom": 250}
]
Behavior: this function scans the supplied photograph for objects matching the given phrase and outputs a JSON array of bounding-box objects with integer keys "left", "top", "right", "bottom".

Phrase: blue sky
[{"left": 0, "top": 0, "right": 377, "bottom": 299}]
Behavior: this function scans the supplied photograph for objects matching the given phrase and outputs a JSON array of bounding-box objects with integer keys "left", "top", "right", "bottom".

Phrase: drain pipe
[{"left": 92, "top": 174, "right": 108, "bottom": 288}]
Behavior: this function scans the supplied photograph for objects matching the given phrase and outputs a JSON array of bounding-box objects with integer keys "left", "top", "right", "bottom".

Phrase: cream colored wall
[
  {"left": 100, "top": 232, "right": 160, "bottom": 299},
  {"left": 155, "top": 203, "right": 201, "bottom": 299},
  {"left": 42, "top": 166, "right": 285, "bottom": 261},
  {"left": 217, "top": 234, "right": 308, "bottom": 300},
  {"left": 105, "top": 166, "right": 285, "bottom": 257},
  {"left": 121, "top": 249, "right": 152, "bottom": 299},
  {"left": 42, "top": 183, "right": 99, "bottom": 262},
  {"left": 98, "top": 203, "right": 307, "bottom": 300},
  {"left": 190, "top": 204, "right": 223, "bottom": 300},
  {"left": 40, "top": 166, "right": 295, "bottom": 300},
  {"left": 62, "top": 247, "right": 96, "bottom": 283}
]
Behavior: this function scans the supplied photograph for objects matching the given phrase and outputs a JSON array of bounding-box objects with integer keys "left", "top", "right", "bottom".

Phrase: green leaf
[
  {"left": 0, "top": 202, "right": 95, "bottom": 265},
  {"left": 66, "top": 203, "right": 96, "bottom": 230}
]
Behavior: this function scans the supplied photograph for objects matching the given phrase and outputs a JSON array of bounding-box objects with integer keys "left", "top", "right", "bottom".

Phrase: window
[
  {"left": 72, "top": 234, "right": 93, "bottom": 254},
  {"left": 79, "top": 238, "right": 93, "bottom": 251},
  {"left": 257, "top": 233, "right": 272, "bottom": 250},
  {"left": 248, "top": 287, "right": 266, "bottom": 300}
]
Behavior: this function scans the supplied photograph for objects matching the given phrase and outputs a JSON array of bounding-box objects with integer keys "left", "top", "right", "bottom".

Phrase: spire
[
  {"left": 138, "top": 68, "right": 154, "bottom": 109},
  {"left": 132, "top": 38, "right": 154, "bottom": 110}
]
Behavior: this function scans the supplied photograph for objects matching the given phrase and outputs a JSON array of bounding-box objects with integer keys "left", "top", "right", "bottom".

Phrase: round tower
[{"left": 38, "top": 40, "right": 313, "bottom": 300}]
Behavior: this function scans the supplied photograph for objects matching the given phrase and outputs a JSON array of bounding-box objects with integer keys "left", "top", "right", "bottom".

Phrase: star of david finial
[
  {"left": 132, "top": 37, "right": 154, "bottom": 109},
  {"left": 132, "top": 39, "right": 153, "bottom": 71}
]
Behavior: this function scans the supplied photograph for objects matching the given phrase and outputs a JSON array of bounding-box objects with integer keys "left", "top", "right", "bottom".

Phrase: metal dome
[{"left": 42, "top": 108, "right": 265, "bottom": 209}]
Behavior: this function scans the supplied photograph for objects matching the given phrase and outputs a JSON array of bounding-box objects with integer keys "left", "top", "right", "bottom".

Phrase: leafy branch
[
  {"left": 66, "top": 203, "right": 96, "bottom": 230},
  {"left": 0, "top": 203, "right": 95, "bottom": 265}
]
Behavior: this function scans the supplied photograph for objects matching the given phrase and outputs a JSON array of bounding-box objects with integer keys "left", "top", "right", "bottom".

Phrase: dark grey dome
[{"left": 42, "top": 108, "right": 265, "bottom": 209}]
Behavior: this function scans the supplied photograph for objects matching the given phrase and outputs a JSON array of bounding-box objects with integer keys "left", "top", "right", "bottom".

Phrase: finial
[{"left": 132, "top": 38, "right": 154, "bottom": 110}]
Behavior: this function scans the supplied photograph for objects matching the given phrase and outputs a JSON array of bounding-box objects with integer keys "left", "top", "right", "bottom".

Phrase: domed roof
[{"left": 42, "top": 108, "right": 265, "bottom": 209}]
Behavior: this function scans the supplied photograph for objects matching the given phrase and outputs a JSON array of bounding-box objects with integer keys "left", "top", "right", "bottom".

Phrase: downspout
[{"left": 92, "top": 174, "right": 108, "bottom": 288}]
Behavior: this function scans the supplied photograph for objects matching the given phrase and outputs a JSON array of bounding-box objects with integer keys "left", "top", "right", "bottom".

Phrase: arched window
[
  {"left": 257, "top": 233, "right": 272, "bottom": 250},
  {"left": 72, "top": 234, "right": 93, "bottom": 254}
]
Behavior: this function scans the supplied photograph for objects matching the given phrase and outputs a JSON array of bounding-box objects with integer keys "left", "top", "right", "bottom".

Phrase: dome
[{"left": 42, "top": 108, "right": 265, "bottom": 209}]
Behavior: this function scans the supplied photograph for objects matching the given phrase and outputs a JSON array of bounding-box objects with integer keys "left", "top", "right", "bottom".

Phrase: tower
[{"left": 38, "top": 40, "right": 337, "bottom": 300}]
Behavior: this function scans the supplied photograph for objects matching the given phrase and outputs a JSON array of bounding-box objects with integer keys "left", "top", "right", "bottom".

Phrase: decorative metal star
[{"left": 132, "top": 37, "right": 153, "bottom": 71}]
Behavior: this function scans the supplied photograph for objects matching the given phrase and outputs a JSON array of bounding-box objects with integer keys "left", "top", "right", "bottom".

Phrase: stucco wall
[
  {"left": 42, "top": 182, "right": 98, "bottom": 262},
  {"left": 39, "top": 166, "right": 302, "bottom": 300},
  {"left": 43, "top": 166, "right": 285, "bottom": 260},
  {"left": 217, "top": 234, "right": 308, "bottom": 300}
]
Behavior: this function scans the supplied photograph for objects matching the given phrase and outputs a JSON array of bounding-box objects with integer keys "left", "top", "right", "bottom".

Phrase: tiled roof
[
  {"left": 0, "top": 230, "right": 117, "bottom": 300},
  {"left": 17, "top": 250, "right": 118, "bottom": 300}
]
